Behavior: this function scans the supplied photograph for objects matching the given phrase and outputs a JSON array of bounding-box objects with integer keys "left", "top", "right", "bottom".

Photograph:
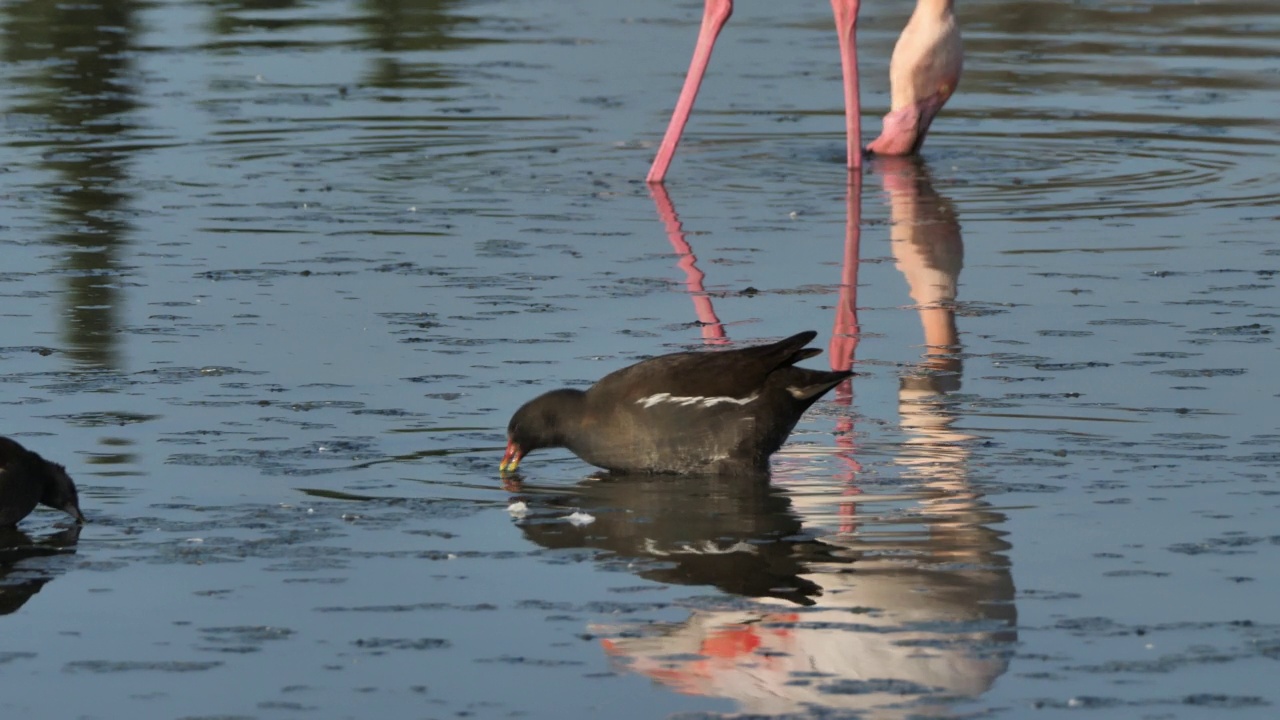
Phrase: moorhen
[
  {"left": 501, "top": 331, "right": 852, "bottom": 475},
  {"left": 0, "top": 437, "right": 87, "bottom": 527}
]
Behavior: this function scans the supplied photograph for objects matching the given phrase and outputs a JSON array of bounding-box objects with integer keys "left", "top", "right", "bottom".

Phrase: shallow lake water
[{"left": 1, "top": 0, "right": 1278, "bottom": 718}]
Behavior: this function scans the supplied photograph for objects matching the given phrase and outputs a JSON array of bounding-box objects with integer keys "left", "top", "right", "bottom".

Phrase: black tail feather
[
  {"left": 786, "top": 370, "right": 854, "bottom": 401},
  {"left": 765, "top": 331, "right": 820, "bottom": 370},
  {"left": 789, "top": 348, "right": 823, "bottom": 364}
]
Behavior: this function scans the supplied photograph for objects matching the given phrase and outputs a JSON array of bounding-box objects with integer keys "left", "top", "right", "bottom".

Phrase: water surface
[{"left": 1, "top": 0, "right": 1277, "bottom": 718}]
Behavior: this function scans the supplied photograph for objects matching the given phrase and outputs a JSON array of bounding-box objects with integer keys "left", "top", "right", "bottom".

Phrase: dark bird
[
  {"left": 0, "top": 437, "right": 87, "bottom": 527},
  {"left": 502, "top": 331, "right": 852, "bottom": 475}
]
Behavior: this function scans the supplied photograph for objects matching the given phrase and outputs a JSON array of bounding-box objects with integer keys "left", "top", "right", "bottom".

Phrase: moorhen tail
[
  {"left": 502, "top": 331, "right": 852, "bottom": 475},
  {"left": 0, "top": 437, "right": 87, "bottom": 527}
]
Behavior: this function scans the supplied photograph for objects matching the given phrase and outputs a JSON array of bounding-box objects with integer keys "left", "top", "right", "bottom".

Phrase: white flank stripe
[{"left": 635, "top": 392, "right": 759, "bottom": 409}]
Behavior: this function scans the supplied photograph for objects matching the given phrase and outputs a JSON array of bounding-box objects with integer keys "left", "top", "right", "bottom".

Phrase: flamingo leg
[
  {"left": 647, "top": 0, "right": 734, "bottom": 184},
  {"left": 830, "top": 0, "right": 862, "bottom": 171}
]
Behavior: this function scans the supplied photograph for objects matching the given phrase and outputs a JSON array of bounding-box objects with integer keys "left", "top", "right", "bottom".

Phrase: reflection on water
[
  {"left": 516, "top": 475, "right": 820, "bottom": 605},
  {"left": 937, "top": 2, "right": 1280, "bottom": 221},
  {"left": 879, "top": 155, "right": 967, "bottom": 489},
  {"left": 509, "top": 160, "right": 1014, "bottom": 716},
  {"left": 206, "top": 0, "right": 486, "bottom": 88},
  {"left": 513, "top": 468, "right": 1013, "bottom": 715},
  {"left": 650, "top": 183, "right": 729, "bottom": 345},
  {"left": 0, "top": 526, "right": 81, "bottom": 616},
  {"left": 2, "top": 1, "right": 139, "bottom": 369}
]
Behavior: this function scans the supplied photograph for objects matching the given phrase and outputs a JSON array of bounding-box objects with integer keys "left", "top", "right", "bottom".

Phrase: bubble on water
[{"left": 567, "top": 511, "right": 595, "bottom": 527}]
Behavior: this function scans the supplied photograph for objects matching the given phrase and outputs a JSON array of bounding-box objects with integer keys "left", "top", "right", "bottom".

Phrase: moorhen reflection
[
  {"left": 0, "top": 437, "right": 87, "bottom": 528},
  {"left": 502, "top": 332, "right": 851, "bottom": 475},
  {"left": 514, "top": 474, "right": 826, "bottom": 604},
  {"left": 0, "top": 525, "right": 82, "bottom": 616}
]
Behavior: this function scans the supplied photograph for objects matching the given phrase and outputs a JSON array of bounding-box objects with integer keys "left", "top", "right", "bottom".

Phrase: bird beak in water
[{"left": 500, "top": 442, "right": 522, "bottom": 473}]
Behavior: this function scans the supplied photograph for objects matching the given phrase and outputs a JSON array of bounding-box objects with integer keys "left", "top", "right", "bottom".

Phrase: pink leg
[
  {"left": 830, "top": 0, "right": 862, "bottom": 171},
  {"left": 647, "top": 0, "right": 734, "bottom": 184}
]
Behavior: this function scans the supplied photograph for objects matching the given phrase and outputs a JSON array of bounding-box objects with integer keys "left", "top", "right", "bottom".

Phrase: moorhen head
[
  {"left": 0, "top": 437, "right": 87, "bottom": 528},
  {"left": 502, "top": 331, "right": 852, "bottom": 475}
]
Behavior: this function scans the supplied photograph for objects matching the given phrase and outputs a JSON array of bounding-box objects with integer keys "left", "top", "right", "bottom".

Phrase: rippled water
[{"left": 1, "top": 0, "right": 1277, "bottom": 718}]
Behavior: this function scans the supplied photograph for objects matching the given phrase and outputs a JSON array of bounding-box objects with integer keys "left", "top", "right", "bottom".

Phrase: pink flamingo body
[
  {"left": 647, "top": 0, "right": 962, "bottom": 183},
  {"left": 867, "top": 1, "right": 962, "bottom": 155}
]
